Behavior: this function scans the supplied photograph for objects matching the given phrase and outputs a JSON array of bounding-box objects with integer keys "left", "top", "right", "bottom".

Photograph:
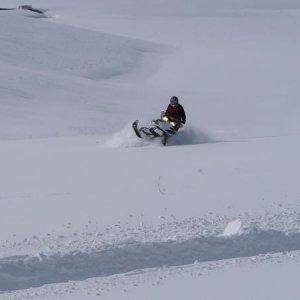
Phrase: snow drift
[
  {"left": 0, "top": 11, "right": 169, "bottom": 140},
  {"left": 0, "top": 11, "right": 163, "bottom": 80}
]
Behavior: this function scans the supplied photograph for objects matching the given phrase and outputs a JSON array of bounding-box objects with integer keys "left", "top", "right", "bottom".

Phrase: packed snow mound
[
  {"left": 0, "top": 11, "right": 164, "bottom": 80},
  {"left": 222, "top": 220, "right": 243, "bottom": 236}
]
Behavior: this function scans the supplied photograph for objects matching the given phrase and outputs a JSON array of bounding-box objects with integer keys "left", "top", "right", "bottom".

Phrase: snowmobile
[{"left": 132, "top": 112, "right": 181, "bottom": 146}]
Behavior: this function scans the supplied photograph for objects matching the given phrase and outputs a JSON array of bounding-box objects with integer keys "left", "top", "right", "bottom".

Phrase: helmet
[{"left": 170, "top": 96, "right": 179, "bottom": 106}]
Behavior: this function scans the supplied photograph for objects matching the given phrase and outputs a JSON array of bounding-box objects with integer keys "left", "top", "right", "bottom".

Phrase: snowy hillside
[
  {"left": 0, "top": 0, "right": 300, "bottom": 299},
  {"left": 0, "top": 9, "right": 168, "bottom": 139}
]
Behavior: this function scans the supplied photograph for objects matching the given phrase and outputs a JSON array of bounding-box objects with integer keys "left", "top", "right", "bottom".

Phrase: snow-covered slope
[
  {"left": 0, "top": 0, "right": 300, "bottom": 299},
  {"left": 0, "top": 10, "right": 168, "bottom": 139}
]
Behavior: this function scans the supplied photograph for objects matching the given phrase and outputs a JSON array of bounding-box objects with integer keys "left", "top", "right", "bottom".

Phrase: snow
[
  {"left": 221, "top": 220, "right": 242, "bottom": 236},
  {"left": 0, "top": 11, "right": 164, "bottom": 80},
  {"left": 0, "top": 10, "right": 168, "bottom": 139},
  {"left": 0, "top": 0, "right": 300, "bottom": 298},
  {"left": 3, "top": 252, "right": 300, "bottom": 299},
  {"left": 2, "top": 222, "right": 300, "bottom": 292}
]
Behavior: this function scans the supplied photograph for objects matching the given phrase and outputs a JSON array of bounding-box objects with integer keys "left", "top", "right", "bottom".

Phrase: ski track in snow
[
  {"left": 1, "top": 227, "right": 300, "bottom": 292},
  {"left": 1, "top": 208, "right": 300, "bottom": 293}
]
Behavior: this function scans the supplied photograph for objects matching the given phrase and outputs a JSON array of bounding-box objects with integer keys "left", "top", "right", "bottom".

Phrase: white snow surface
[
  {"left": 1, "top": 0, "right": 300, "bottom": 298},
  {"left": 221, "top": 219, "right": 242, "bottom": 236}
]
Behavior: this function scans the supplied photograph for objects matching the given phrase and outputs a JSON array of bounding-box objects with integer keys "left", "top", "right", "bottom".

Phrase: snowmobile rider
[{"left": 165, "top": 96, "right": 186, "bottom": 131}]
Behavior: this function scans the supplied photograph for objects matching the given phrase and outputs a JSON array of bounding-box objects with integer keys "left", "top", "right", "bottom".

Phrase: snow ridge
[{"left": 1, "top": 227, "right": 300, "bottom": 292}]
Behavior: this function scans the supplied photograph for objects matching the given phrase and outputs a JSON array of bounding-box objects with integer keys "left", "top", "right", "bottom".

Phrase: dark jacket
[{"left": 166, "top": 104, "right": 186, "bottom": 124}]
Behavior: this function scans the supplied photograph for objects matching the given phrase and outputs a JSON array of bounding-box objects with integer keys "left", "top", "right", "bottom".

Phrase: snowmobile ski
[
  {"left": 132, "top": 120, "right": 142, "bottom": 138},
  {"left": 162, "top": 134, "right": 168, "bottom": 146}
]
